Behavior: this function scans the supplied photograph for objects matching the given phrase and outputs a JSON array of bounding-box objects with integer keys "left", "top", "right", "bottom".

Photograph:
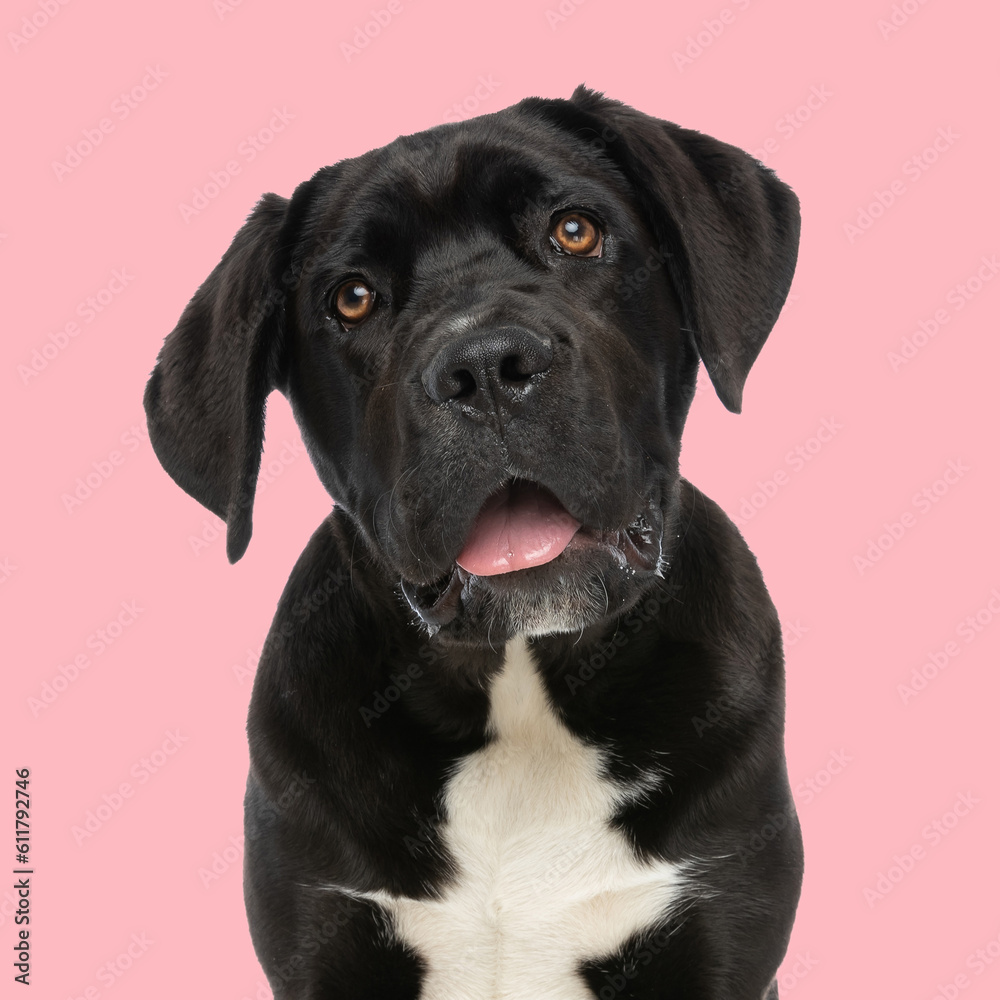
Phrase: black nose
[{"left": 422, "top": 326, "right": 553, "bottom": 410}]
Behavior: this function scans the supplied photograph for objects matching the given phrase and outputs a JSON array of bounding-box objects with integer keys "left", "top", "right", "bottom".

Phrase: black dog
[{"left": 145, "top": 86, "right": 803, "bottom": 999}]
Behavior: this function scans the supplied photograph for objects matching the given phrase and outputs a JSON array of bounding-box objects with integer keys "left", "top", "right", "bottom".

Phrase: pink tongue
[{"left": 456, "top": 483, "right": 581, "bottom": 576}]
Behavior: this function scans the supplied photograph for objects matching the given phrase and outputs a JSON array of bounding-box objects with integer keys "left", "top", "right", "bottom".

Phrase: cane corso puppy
[{"left": 145, "top": 86, "right": 803, "bottom": 999}]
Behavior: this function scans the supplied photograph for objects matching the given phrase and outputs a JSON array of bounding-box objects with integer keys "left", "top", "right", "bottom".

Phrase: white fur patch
[{"left": 361, "top": 636, "right": 685, "bottom": 999}]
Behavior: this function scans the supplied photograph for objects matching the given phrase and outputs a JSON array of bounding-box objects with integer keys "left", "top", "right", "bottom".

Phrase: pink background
[{"left": 3, "top": 1, "right": 998, "bottom": 997}]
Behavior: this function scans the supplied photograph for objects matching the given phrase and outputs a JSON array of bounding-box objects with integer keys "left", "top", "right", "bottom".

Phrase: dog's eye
[
  {"left": 550, "top": 213, "right": 603, "bottom": 257},
  {"left": 331, "top": 280, "right": 376, "bottom": 326}
]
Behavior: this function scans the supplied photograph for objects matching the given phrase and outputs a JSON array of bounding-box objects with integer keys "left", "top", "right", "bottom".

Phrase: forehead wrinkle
[
  {"left": 309, "top": 117, "right": 636, "bottom": 291},
  {"left": 306, "top": 105, "right": 631, "bottom": 236},
  {"left": 367, "top": 132, "right": 564, "bottom": 222}
]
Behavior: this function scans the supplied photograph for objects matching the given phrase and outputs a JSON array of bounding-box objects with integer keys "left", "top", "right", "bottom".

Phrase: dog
[{"left": 145, "top": 86, "right": 803, "bottom": 999}]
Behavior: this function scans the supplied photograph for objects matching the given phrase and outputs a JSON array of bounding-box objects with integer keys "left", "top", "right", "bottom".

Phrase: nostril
[
  {"left": 499, "top": 353, "right": 532, "bottom": 384},
  {"left": 430, "top": 366, "right": 477, "bottom": 402},
  {"left": 499, "top": 335, "right": 553, "bottom": 384},
  {"left": 451, "top": 368, "right": 477, "bottom": 399}
]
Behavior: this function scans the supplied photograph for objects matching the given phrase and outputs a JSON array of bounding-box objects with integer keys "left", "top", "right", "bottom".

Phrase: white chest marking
[{"left": 370, "top": 636, "right": 685, "bottom": 1000}]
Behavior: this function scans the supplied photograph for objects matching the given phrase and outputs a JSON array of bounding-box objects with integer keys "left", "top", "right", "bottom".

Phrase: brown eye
[
  {"left": 550, "top": 212, "right": 603, "bottom": 257},
  {"left": 332, "top": 280, "right": 375, "bottom": 326}
]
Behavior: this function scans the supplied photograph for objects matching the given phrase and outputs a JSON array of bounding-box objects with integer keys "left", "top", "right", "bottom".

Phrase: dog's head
[{"left": 145, "top": 86, "right": 798, "bottom": 645}]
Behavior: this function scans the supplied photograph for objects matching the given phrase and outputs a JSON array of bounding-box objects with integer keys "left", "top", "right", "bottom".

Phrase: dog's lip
[
  {"left": 400, "top": 566, "right": 467, "bottom": 629},
  {"left": 572, "top": 511, "right": 662, "bottom": 574},
  {"left": 399, "top": 489, "right": 662, "bottom": 629}
]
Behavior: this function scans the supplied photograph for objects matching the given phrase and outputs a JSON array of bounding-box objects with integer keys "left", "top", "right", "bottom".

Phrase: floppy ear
[
  {"left": 547, "top": 86, "right": 801, "bottom": 413},
  {"left": 144, "top": 193, "right": 295, "bottom": 562}
]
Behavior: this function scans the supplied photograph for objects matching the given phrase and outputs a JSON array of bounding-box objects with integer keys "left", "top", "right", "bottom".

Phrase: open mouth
[
  {"left": 400, "top": 480, "right": 662, "bottom": 631},
  {"left": 455, "top": 479, "right": 583, "bottom": 577}
]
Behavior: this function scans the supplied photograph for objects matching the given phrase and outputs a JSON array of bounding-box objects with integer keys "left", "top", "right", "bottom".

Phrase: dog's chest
[{"left": 382, "top": 637, "right": 683, "bottom": 1000}]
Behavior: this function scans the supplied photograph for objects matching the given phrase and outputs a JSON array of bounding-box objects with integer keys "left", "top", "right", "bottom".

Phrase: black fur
[{"left": 145, "top": 87, "right": 803, "bottom": 998}]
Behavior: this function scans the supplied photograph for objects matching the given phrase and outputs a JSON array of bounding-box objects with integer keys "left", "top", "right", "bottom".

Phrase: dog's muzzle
[{"left": 400, "top": 480, "right": 664, "bottom": 633}]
